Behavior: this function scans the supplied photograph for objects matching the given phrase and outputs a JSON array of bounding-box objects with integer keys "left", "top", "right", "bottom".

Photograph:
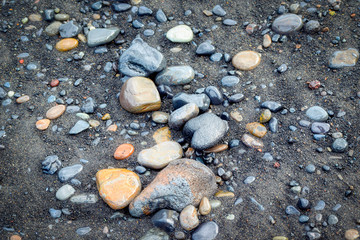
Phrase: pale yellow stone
[
  {"left": 230, "top": 110, "right": 243, "bottom": 122},
  {"left": 215, "top": 190, "right": 235, "bottom": 198},
  {"left": 89, "top": 119, "right": 100, "bottom": 128},
  {"left": 232, "top": 51, "right": 261, "bottom": 70},
  {"left": 199, "top": 197, "right": 211, "bottom": 215},
  {"left": 153, "top": 127, "right": 171, "bottom": 144},
  {"left": 179, "top": 205, "right": 199, "bottom": 231}
]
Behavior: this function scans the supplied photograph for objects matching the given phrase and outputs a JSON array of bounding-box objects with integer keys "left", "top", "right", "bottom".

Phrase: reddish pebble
[
  {"left": 308, "top": 80, "right": 321, "bottom": 89},
  {"left": 10, "top": 235, "right": 22, "bottom": 240},
  {"left": 50, "top": 79, "right": 59, "bottom": 87},
  {"left": 36, "top": 119, "right": 51, "bottom": 130},
  {"left": 114, "top": 144, "right": 135, "bottom": 160}
]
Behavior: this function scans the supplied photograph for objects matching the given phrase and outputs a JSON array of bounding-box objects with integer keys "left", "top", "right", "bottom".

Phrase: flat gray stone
[
  {"left": 169, "top": 103, "right": 199, "bottom": 130},
  {"left": 69, "top": 120, "right": 90, "bottom": 135},
  {"left": 306, "top": 106, "right": 328, "bottom": 122},
  {"left": 172, "top": 93, "right": 210, "bottom": 112},
  {"left": 155, "top": 66, "right": 194, "bottom": 85},
  {"left": 87, "top": 27, "right": 120, "bottom": 47},
  {"left": 272, "top": 13, "right": 303, "bottom": 34},
  {"left": 59, "top": 20, "right": 81, "bottom": 38},
  {"left": 192, "top": 221, "right": 219, "bottom": 240},
  {"left": 58, "top": 164, "right": 83, "bottom": 182}
]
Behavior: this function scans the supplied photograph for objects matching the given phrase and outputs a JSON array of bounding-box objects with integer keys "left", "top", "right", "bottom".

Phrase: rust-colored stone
[
  {"left": 36, "top": 119, "right": 51, "bottom": 130},
  {"left": 203, "top": 144, "right": 228, "bottom": 153},
  {"left": 153, "top": 127, "right": 171, "bottom": 144},
  {"left": 114, "top": 143, "right": 135, "bottom": 160},
  {"left": 55, "top": 38, "right": 79, "bottom": 52},
  {"left": 246, "top": 122, "right": 267, "bottom": 138}
]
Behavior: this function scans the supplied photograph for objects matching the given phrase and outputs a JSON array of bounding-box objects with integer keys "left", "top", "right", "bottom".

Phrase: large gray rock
[
  {"left": 119, "top": 36, "right": 166, "bottom": 77},
  {"left": 329, "top": 48, "right": 359, "bottom": 69},
  {"left": 272, "top": 13, "right": 303, "bottom": 34},
  {"left": 155, "top": 66, "right": 194, "bottom": 85},
  {"left": 183, "top": 113, "right": 228, "bottom": 150},
  {"left": 172, "top": 93, "right": 210, "bottom": 112},
  {"left": 129, "top": 159, "right": 217, "bottom": 217},
  {"left": 87, "top": 27, "right": 120, "bottom": 47},
  {"left": 306, "top": 106, "right": 328, "bottom": 122}
]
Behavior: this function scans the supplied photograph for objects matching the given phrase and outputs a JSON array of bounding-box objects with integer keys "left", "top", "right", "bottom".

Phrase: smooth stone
[
  {"left": 59, "top": 21, "right": 81, "bottom": 38},
  {"left": 273, "top": 237, "right": 288, "bottom": 240},
  {"left": 272, "top": 14, "right": 303, "bottom": 34},
  {"left": 285, "top": 205, "right": 300, "bottom": 215},
  {"left": 112, "top": 3, "right": 131, "bottom": 12},
  {"left": 138, "top": 141, "right": 183, "bottom": 169},
  {"left": 241, "top": 134, "right": 264, "bottom": 149},
  {"left": 155, "top": 66, "right": 195, "bottom": 85},
  {"left": 261, "top": 101, "right": 283, "bottom": 112},
  {"left": 183, "top": 113, "right": 228, "bottom": 150},
  {"left": 119, "top": 36, "right": 166, "bottom": 77},
  {"left": 151, "top": 209, "right": 179, "bottom": 232},
  {"left": 345, "top": 229, "right": 359, "bottom": 240},
  {"left": 166, "top": 25, "right": 193, "bottom": 43},
  {"left": 328, "top": 215, "right": 338, "bottom": 225},
  {"left": 91, "top": 1, "right": 102, "bottom": 10},
  {"left": 228, "top": 93, "right": 244, "bottom": 103},
  {"left": 223, "top": 19, "right": 237, "bottom": 26},
  {"left": 332, "top": 138, "right": 348, "bottom": 152},
  {"left": 70, "top": 194, "right": 98, "bottom": 204},
  {"left": 89, "top": 119, "right": 100, "bottom": 128},
  {"left": 306, "top": 164, "right": 316, "bottom": 173},
  {"left": 196, "top": 41, "right": 215, "bottom": 55},
  {"left": 36, "top": 119, "right": 51, "bottom": 130},
  {"left": 54, "top": 13, "right": 70, "bottom": 21},
  {"left": 152, "top": 111, "right": 169, "bottom": 124},
  {"left": 29, "top": 13, "right": 42, "bottom": 21},
  {"left": 204, "top": 144, "right": 228, "bottom": 153},
  {"left": 173, "top": 93, "right": 210, "bottom": 112},
  {"left": 209, "top": 200, "right": 221, "bottom": 208},
  {"left": 132, "top": 20, "right": 144, "bottom": 29},
  {"left": 263, "top": 34, "right": 272, "bottom": 48},
  {"left": 49, "top": 208, "right": 61, "bottom": 218},
  {"left": 87, "top": 27, "right": 120, "bottom": 47},
  {"left": 311, "top": 122, "right": 330, "bottom": 134},
  {"left": 199, "top": 197, "right": 211, "bottom": 215},
  {"left": 153, "top": 127, "right": 171, "bottom": 144},
  {"left": 120, "top": 77, "right": 161, "bottom": 113},
  {"left": 46, "top": 105, "right": 66, "bottom": 119},
  {"left": 307, "top": 232, "right": 321, "bottom": 240},
  {"left": 191, "top": 221, "right": 219, "bottom": 240},
  {"left": 329, "top": 48, "right": 359, "bottom": 68},
  {"left": 76, "top": 227, "right": 91, "bottom": 236},
  {"left": 169, "top": 103, "right": 199, "bottom": 130},
  {"left": 58, "top": 164, "right": 83, "bottom": 182},
  {"left": 16, "top": 95, "right": 30, "bottom": 103},
  {"left": 56, "top": 184, "right": 76, "bottom": 200},
  {"left": 0, "top": 87, "right": 6, "bottom": 99},
  {"left": 96, "top": 169, "right": 141, "bottom": 210},
  {"left": 212, "top": 5, "right": 226, "bottom": 16},
  {"left": 138, "top": 6, "right": 152, "bottom": 16},
  {"left": 221, "top": 76, "right": 239, "bottom": 87},
  {"left": 180, "top": 205, "right": 199, "bottom": 231},
  {"left": 305, "top": 20, "right": 320, "bottom": 33},
  {"left": 246, "top": 122, "right": 267, "bottom": 138},
  {"left": 44, "top": 9, "right": 55, "bottom": 21},
  {"left": 204, "top": 86, "right": 223, "bottom": 105},
  {"left": 114, "top": 143, "right": 135, "bottom": 160},
  {"left": 45, "top": 21, "right": 62, "bottom": 36},
  {"left": 69, "top": 120, "right": 89, "bottom": 134},
  {"left": 76, "top": 113, "right": 90, "bottom": 120},
  {"left": 55, "top": 38, "right": 78, "bottom": 52},
  {"left": 314, "top": 200, "right": 326, "bottom": 210},
  {"left": 299, "top": 120, "right": 311, "bottom": 127},
  {"left": 129, "top": 159, "right": 217, "bottom": 217},
  {"left": 81, "top": 97, "right": 96, "bottom": 113},
  {"left": 42, "top": 155, "right": 61, "bottom": 174},
  {"left": 260, "top": 109, "right": 272, "bottom": 123},
  {"left": 67, "top": 106, "right": 80, "bottom": 113},
  {"left": 297, "top": 198, "right": 311, "bottom": 210},
  {"left": 299, "top": 215, "right": 309, "bottom": 223},
  {"left": 156, "top": 9, "right": 167, "bottom": 23},
  {"left": 244, "top": 176, "right": 255, "bottom": 184},
  {"left": 232, "top": 51, "right": 261, "bottom": 71},
  {"left": 306, "top": 106, "right": 328, "bottom": 122},
  {"left": 140, "top": 228, "right": 169, "bottom": 240}
]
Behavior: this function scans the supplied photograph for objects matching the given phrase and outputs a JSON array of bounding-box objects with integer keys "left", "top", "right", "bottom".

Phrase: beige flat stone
[
  {"left": 232, "top": 51, "right": 261, "bottom": 70},
  {"left": 46, "top": 105, "right": 66, "bottom": 119}
]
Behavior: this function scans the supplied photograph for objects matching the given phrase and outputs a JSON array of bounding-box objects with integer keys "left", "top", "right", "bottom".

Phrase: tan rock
[
  {"left": 345, "top": 229, "right": 360, "bottom": 240},
  {"left": 215, "top": 190, "right": 235, "bottom": 198},
  {"left": 29, "top": 13, "right": 42, "bottom": 21},
  {"left": 55, "top": 38, "right": 79, "bottom": 52},
  {"left": 10, "top": 235, "right": 22, "bottom": 240},
  {"left": 96, "top": 169, "right": 141, "bottom": 210},
  {"left": 232, "top": 51, "right": 261, "bottom": 70},
  {"left": 46, "top": 105, "right": 66, "bottom": 119},
  {"left": 153, "top": 127, "right": 171, "bottom": 144},
  {"left": 152, "top": 111, "right": 169, "bottom": 124},
  {"left": 199, "top": 197, "right": 211, "bottom": 215},
  {"left": 180, "top": 205, "right": 199, "bottom": 231},
  {"left": 119, "top": 77, "right": 161, "bottom": 113},
  {"left": 263, "top": 34, "right": 272, "bottom": 48},
  {"left": 16, "top": 95, "right": 30, "bottom": 103},
  {"left": 246, "top": 122, "right": 267, "bottom": 138},
  {"left": 107, "top": 124, "right": 117, "bottom": 132},
  {"left": 329, "top": 48, "right": 359, "bottom": 68},
  {"left": 204, "top": 144, "right": 228, "bottom": 153},
  {"left": 230, "top": 110, "right": 243, "bottom": 122},
  {"left": 241, "top": 133, "right": 264, "bottom": 149},
  {"left": 36, "top": 119, "right": 50, "bottom": 130},
  {"left": 89, "top": 119, "right": 100, "bottom": 128}
]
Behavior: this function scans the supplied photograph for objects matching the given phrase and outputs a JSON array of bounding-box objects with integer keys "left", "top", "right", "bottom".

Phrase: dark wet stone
[
  {"left": 151, "top": 209, "right": 179, "bottom": 232},
  {"left": 192, "top": 221, "right": 219, "bottom": 240},
  {"left": 212, "top": 5, "right": 226, "bottom": 16},
  {"left": 285, "top": 205, "right": 300, "bottom": 215},
  {"left": 221, "top": 76, "right": 239, "bottom": 87},
  {"left": 204, "top": 86, "right": 223, "bottom": 105},
  {"left": 261, "top": 101, "right": 283, "bottom": 112},
  {"left": 297, "top": 198, "right": 311, "bottom": 210},
  {"left": 58, "top": 164, "right": 83, "bottom": 182},
  {"left": 269, "top": 117, "right": 278, "bottom": 133},
  {"left": 311, "top": 122, "right": 330, "bottom": 134},
  {"left": 169, "top": 103, "right": 199, "bottom": 130},
  {"left": 183, "top": 113, "right": 228, "bottom": 150},
  {"left": 156, "top": 9, "right": 167, "bottom": 23},
  {"left": 112, "top": 3, "right": 131, "bottom": 12},
  {"left": 44, "top": 9, "right": 54, "bottom": 21},
  {"left": 306, "top": 106, "right": 328, "bottom": 122},
  {"left": 81, "top": 97, "right": 96, "bottom": 113},
  {"left": 173, "top": 93, "right": 210, "bottom": 112},
  {"left": 138, "top": 6, "right": 153, "bottom": 16},
  {"left": 228, "top": 93, "right": 244, "bottom": 103},
  {"left": 196, "top": 41, "right": 215, "bottom": 55},
  {"left": 91, "top": 1, "right": 102, "bottom": 10},
  {"left": 119, "top": 36, "right": 166, "bottom": 77},
  {"left": 132, "top": 20, "right": 144, "bottom": 29},
  {"left": 223, "top": 19, "right": 237, "bottom": 26},
  {"left": 272, "top": 14, "right": 303, "bottom": 34},
  {"left": 157, "top": 85, "right": 173, "bottom": 99},
  {"left": 59, "top": 21, "right": 81, "bottom": 38},
  {"left": 42, "top": 155, "right": 62, "bottom": 174},
  {"left": 69, "top": 120, "right": 90, "bottom": 135},
  {"left": 87, "top": 27, "right": 120, "bottom": 47},
  {"left": 332, "top": 138, "right": 348, "bottom": 152}
]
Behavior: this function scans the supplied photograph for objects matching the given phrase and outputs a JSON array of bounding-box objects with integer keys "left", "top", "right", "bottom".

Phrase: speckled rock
[
  {"left": 155, "top": 66, "right": 195, "bottom": 86},
  {"left": 129, "top": 159, "right": 217, "bottom": 217},
  {"left": 329, "top": 48, "right": 359, "bottom": 68},
  {"left": 232, "top": 51, "right": 261, "bottom": 70},
  {"left": 45, "top": 21, "right": 62, "bottom": 36},
  {"left": 241, "top": 134, "right": 264, "bottom": 149},
  {"left": 332, "top": 138, "right": 348, "bottom": 153},
  {"left": 246, "top": 122, "right": 267, "bottom": 138},
  {"left": 169, "top": 103, "right": 199, "bottom": 130}
]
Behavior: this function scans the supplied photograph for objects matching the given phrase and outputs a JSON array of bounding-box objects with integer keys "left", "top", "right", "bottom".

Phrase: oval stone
[
  {"left": 180, "top": 205, "right": 199, "bottom": 231},
  {"left": 192, "top": 221, "right": 219, "bottom": 240},
  {"left": 55, "top": 38, "right": 79, "bottom": 52},
  {"left": 46, "top": 104, "right": 66, "bottom": 119},
  {"left": 329, "top": 48, "right": 359, "bottom": 69},
  {"left": 120, "top": 77, "right": 161, "bottom": 113},
  {"left": 56, "top": 184, "right": 76, "bottom": 201},
  {"left": 306, "top": 106, "right": 328, "bottom": 122},
  {"left": 345, "top": 229, "right": 359, "bottom": 240},
  {"left": 166, "top": 25, "right": 193, "bottom": 43},
  {"left": 155, "top": 66, "right": 195, "bottom": 86},
  {"left": 241, "top": 133, "right": 264, "bottom": 149},
  {"left": 36, "top": 119, "right": 51, "bottom": 130},
  {"left": 114, "top": 143, "right": 135, "bottom": 160},
  {"left": 138, "top": 141, "right": 183, "bottom": 169},
  {"left": 232, "top": 51, "right": 261, "bottom": 70},
  {"left": 152, "top": 111, "right": 169, "bottom": 124},
  {"left": 96, "top": 169, "right": 141, "bottom": 210},
  {"left": 169, "top": 103, "right": 199, "bottom": 130},
  {"left": 246, "top": 122, "right": 267, "bottom": 138},
  {"left": 16, "top": 95, "right": 30, "bottom": 103},
  {"left": 272, "top": 14, "right": 303, "bottom": 34},
  {"left": 199, "top": 197, "right": 211, "bottom": 215}
]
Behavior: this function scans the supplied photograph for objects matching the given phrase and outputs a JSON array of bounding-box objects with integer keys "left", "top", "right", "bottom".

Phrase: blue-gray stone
[
  {"left": 44, "top": 9, "right": 54, "bottom": 21},
  {"left": 91, "top": 1, "right": 102, "bottom": 11},
  {"left": 2, "top": 99, "right": 11, "bottom": 106},
  {"left": 204, "top": 86, "right": 223, "bottom": 105},
  {"left": 322, "top": 165, "right": 330, "bottom": 171},
  {"left": 306, "top": 106, "right": 328, "bottom": 121},
  {"left": 42, "top": 155, "right": 62, "bottom": 174},
  {"left": 272, "top": 14, "right": 303, "bottom": 34},
  {"left": 289, "top": 125, "right": 297, "bottom": 131},
  {"left": 285, "top": 205, "right": 300, "bottom": 215},
  {"left": 135, "top": 166, "right": 147, "bottom": 174},
  {"left": 196, "top": 41, "right": 215, "bottom": 55},
  {"left": 332, "top": 138, "right": 348, "bottom": 153},
  {"left": 262, "top": 152, "right": 273, "bottom": 161},
  {"left": 132, "top": 20, "right": 144, "bottom": 29},
  {"left": 69, "top": 120, "right": 90, "bottom": 135},
  {"left": 47, "top": 95, "right": 56, "bottom": 103},
  {"left": 192, "top": 221, "right": 219, "bottom": 240},
  {"left": 228, "top": 93, "right": 244, "bottom": 103},
  {"left": 155, "top": 66, "right": 195, "bottom": 86},
  {"left": 144, "top": 29, "right": 154, "bottom": 36},
  {"left": 26, "top": 63, "right": 39, "bottom": 71},
  {"left": 297, "top": 198, "right": 311, "bottom": 210},
  {"left": 269, "top": 117, "right": 279, "bottom": 133},
  {"left": 299, "top": 215, "right": 309, "bottom": 223},
  {"left": 59, "top": 21, "right": 81, "bottom": 38},
  {"left": 313, "top": 134, "right": 326, "bottom": 140},
  {"left": 229, "top": 139, "right": 240, "bottom": 148},
  {"left": 333, "top": 204, "right": 341, "bottom": 211},
  {"left": 156, "top": 9, "right": 167, "bottom": 23},
  {"left": 140, "top": 228, "right": 169, "bottom": 240},
  {"left": 210, "top": 53, "right": 223, "bottom": 62},
  {"left": 314, "top": 200, "right": 325, "bottom": 211},
  {"left": 223, "top": 19, "right": 237, "bottom": 26},
  {"left": 173, "top": 93, "right": 210, "bottom": 112},
  {"left": 277, "top": 64, "right": 288, "bottom": 73},
  {"left": 328, "top": 215, "right": 338, "bottom": 225},
  {"left": 138, "top": 6, "right": 153, "bottom": 16},
  {"left": 224, "top": 53, "right": 231, "bottom": 62},
  {"left": 221, "top": 76, "right": 239, "bottom": 87},
  {"left": 49, "top": 208, "right": 62, "bottom": 218},
  {"left": 87, "top": 27, "right": 120, "bottom": 47},
  {"left": 299, "top": 120, "right": 311, "bottom": 127},
  {"left": 261, "top": 101, "right": 283, "bottom": 112},
  {"left": 119, "top": 36, "right": 166, "bottom": 77},
  {"left": 58, "top": 164, "right": 83, "bottom": 182},
  {"left": 244, "top": 176, "right": 255, "bottom": 184},
  {"left": 104, "top": 62, "right": 112, "bottom": 73},
  {"left": 183, "top": 113, "right": 228, "bottom": 150},
  {"left": 112, "top": 3, "right": 131, "bottom": 12},
  {"left": 151, "top": 209, "right": 179, "bottom": 232},
  {"left": 94, "top": 46, "right": 108, "bottom": 54},
  {"left": 234, "top": 197, "right": 243, "bottom": 205},
  {"left": 76, "top": 227, "right": 91, "bottom": 235},
  {"left": 249, "top": 197, "right": 265, "bottom": 211},
  {"left": 311, "top": 122, "right": 330, "bottom": 134},
  {"left": 66, "top": 106, "right": 80, "bottom": 113},
  {"left": 212, "top": 5, "right": 226, "bottom": 16},
  {"left": 305, "top": 164, "right": 316, "bottom": 173},
  {"left": 81, "top": 97, "right": 96, "bottom": 113},
  {"left": 305, "top": 20, "right": 320, "bottom": 33}
]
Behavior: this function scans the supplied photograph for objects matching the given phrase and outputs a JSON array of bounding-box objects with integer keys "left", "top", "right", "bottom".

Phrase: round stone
[
  {"left": 45, "top": 21, "right": 62, "bottom": 36},
  {"left": 36, "top": 119, "right": 51, "bottom": 130},
  {"left": 306, "top": 106, "right": 329, "bottom": 122},
  {"left": 199, "top": 197, "right": 211, "bottom": 215},
  {"left": 50, "top": 79, "right": 60, "bottom": 87},
  {"left": 263, "top": 34, "right": 272, "bottom": 48},
  {"left": 328, "top": 215, "right": 339, "bottom": 225},
  {"left": 332, "top": 138, "right": 348, "bottom": 153},
  {"left": 345, "top": 229, "right": 359, "bottom": 240},
  {"left": 260, "top": 109, "right": 272, "bottom": 123},
  {"left": 246, "top": 122, "right": 267, "bottom": 138},
  {"left": 305, "top": 164, "right": 316, "bottom": 173},
  {"left": 311, "top": 122, "right": 330, "bottom": 134},
  {"left": 114, "top": 143, "right": 135, "bottom": 160},
  {"left": 56, "top": 184, "right": 75, "bottom": 200},
  {"left": 166, "top": 25, "right": 193, "bottom": 43},
  {"left": 272, "top": 14, "right": 303, "bottom": 34},
  {"left": 46, "top": 105, "right": 66, "bottom": 119},
  {"left": 180, "top": 205, "right": 199, "bottom": 231},
  {"left": 152, "top": 111, "right": 169, "bottom": 123},
  {"left": 192, "top": 221, "right": 219, "bottom": 240},
  {"left": 55, "top": 38, "right": 79, "bottom": 52},
  {"left": 96, "top": 169, "right": 141, "bottom": 210},
  {"left": 16, "top": 95, "right": 30, "bottom": 103},
  {"left": 232, "top": 51, "right": 261, "bottom": 70}
]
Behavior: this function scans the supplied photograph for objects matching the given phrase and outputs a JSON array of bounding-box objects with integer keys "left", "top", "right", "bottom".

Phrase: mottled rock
[
  {"left": 155, "top": 66, "right": 195, "bottom": 85},
  {"left": 305, "top": 20, "right": 320, "bottom": 33},
  {"left": 152, "top": 111, "right": 169, "bottom": 123},
  {"left": 153, "top": 127, "right": 171, "bottom": 144},
  {"left": 329, "top": 48, "right": 359, "bottom": 68},
  {"left": 232, "top": 51, "right": 261, "bottom": 70},
  {"left": 246, "top": 122, "right": 267, "bottom": 138},
  {"left": 70, "top": 194, "right": 98, "bottom": 204},
  {"left": 169, "top": 103, "right": 199, "bottom": 130},
  {"left": 16, "top": 95, "right": 30, "bottom": 103},
  {"left": 311, "top": 122, "right": 330, "bottom": 134},
  {"left": 140, "top": 228, "right": 169, "bottom": 240},
  {"left": 263, "top": 34, "right": 272, "bottom": 48},
  {"left": 166, "top": 25, "right": 193, "bottom": 43},
  {"left": 42, "top": 155, "right": 61, "bottom": 174},
  {"left": 36, "top": 119, "right": 51, "bottom": 130},
  {"left": 87, "top": 27, "right": 120, "bottom": 47},
  {"left": 180, "top": 205, "right": 199, "bottom": 231},
  {"left": 272, "top": 14, "right": 303, "bottom": 34},
  {"left": 172, "top": 93, "right": 210, "bottom": 112},
  {"left": 345, "top": 229, "right": 359, "bottom": 240},
  {"left": 241, "top": 134, "right": 264, "bottom": 149},
  {"left": 260, "top": 109, "right": 272, "bottom": 123},
  {"left": 59, "top": 21, "right": 81, "bottom": 38},
  {"left": 332, "top": 138, "right": 348, "bottom": 152}
]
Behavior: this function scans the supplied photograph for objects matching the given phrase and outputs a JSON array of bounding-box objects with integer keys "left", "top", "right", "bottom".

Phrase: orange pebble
[
  {"left": 114, "top": 144, "right": 134, "bottom": 160},
  {"left": 10, "top": 235, "right": 22, "bottom": 240},
  {"left": 36, "top": 119, "right": 51, "bottom": 130}
]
